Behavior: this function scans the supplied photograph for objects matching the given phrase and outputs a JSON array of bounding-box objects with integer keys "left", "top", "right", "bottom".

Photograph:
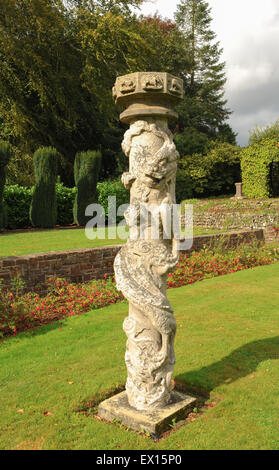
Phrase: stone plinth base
[{"left": 98, "top": 390, "right": 197, "bottom": 436}]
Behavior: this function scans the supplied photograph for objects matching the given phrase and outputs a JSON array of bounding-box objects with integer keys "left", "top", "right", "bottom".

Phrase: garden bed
[{"left": 1, "top": 241, "right": 279, "bottom": 337}]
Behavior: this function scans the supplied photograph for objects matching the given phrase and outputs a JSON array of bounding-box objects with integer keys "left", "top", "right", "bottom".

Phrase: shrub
[
  {"left": 241, "top": 138, "right": 279, "bottom": 198},
  {"left": 175, "top": 169, "right": 193, "bottom": 203},
  {"left": 178, "top": 141, "right": 241, "bottom": 198},
  {"left": 73, "top": 150, "right": 102, "bottom": 226},
  {"left": 30, "top": 147, "right": 58, "bottom": 228},
  {"left": 56, "top": 182, "right": 76, "bottom": 226},
  {"left": 97, "top": 178, "right": 129, "bottom": 221},
  {"left": 174, "top": 127, "right": 210, "bottom": 157},
  {"left": 0, "top": 141, "right": 12, "bottom": 230},
  {"left": 3, "top": 185, "right": 33, "bottom": 229},
  {"left": 3, "top": 183, "right": 76, "bottom": 230}
]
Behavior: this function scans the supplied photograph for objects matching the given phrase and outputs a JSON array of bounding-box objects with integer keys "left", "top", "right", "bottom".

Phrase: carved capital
[{"left": 112, "top": 72, "right": 184, "bottom": 124}]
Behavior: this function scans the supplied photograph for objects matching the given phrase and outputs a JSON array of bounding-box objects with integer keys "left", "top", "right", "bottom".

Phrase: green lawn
[
  {"left": 1, "top": 263, "right": 279, "bottom": 449},
  {"left": 0, "top": 227, "right": 224, "bottom": 258}
]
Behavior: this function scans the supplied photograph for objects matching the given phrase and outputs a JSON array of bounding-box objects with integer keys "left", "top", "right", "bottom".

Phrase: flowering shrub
[
  {"left": 1, "top": 243, "right": 279, "bottom": 337},
  {"left": 167, "top": 244, "right": 279, "bottom": 288},
  {"left": 0, "top": 275, "right": 123, "bottom": 337}
]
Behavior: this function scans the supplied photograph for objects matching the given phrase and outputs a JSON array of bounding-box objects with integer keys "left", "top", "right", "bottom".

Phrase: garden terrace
[{"left": 181, "top": 197, "right": 279, "bottom": 230}]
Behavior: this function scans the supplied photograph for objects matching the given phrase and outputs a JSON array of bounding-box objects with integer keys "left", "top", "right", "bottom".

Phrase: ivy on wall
[{"left": 241, "top": 139, "right": 279, "bottom": 198}]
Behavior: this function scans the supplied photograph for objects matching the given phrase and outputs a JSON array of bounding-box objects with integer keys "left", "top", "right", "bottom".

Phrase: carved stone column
[{"left": 98, "top": 72, "right": 196, "bottom": 434}]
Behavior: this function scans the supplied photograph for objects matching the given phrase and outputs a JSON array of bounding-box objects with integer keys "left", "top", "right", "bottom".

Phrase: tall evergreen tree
[{"left": 174, "top": 0, "right": 235, "bottom": 149}]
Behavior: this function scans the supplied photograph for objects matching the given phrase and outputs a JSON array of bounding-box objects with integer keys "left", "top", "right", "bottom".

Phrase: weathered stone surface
[
  {"left": 98, "top": 390, "right": 196, "bottom": 435},
  {"left": 113, "top": 72, "right": 183, "bottom": 124},
  {"left": 111, "top": 72, "right": 184, "bottom": 411}
]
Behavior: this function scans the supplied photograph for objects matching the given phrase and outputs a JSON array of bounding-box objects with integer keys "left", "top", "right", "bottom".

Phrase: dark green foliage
[
  {"left": 178, "top": 141, "right": 241, "bottom": 198},
  {"left": 3, "top": 185, "right": 33, "bottom": 229},
  {"left": 0, "top": 141, "right": 12, "bottom": 230},
  {"left": 74, "top": 150, "right": 102, "bottom": 226},
  {"left": 217, "top": 124, "right": 237, "bottom": 145},
  {"left": 30, "top": 147, "right": 58, "bottom": 228},
  {"left": 3, "top": 183, "right": 76, "bottom": 230},
  {"left": 56, "top": 183, "right": 77, "bottom": 226},
  {"left": 0, "top": 0, "right": 154, "bottom": 184},
  {"left": 97, "top": 178, "right": 129, "bottom": 222},
  {"left": 176, "top": 169, "right": 194, "bottom": 203},
  {"left": 241, "top": 139, "right": 279, "bottom": 198},
  {"left": 174, "top": 127, "right": 210, "bottom": 157}
]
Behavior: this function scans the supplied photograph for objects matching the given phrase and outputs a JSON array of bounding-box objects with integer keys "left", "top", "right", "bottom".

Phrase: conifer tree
[
  {"left": 73, "top": 150, "right": 102, "bottom": 226},
  {"left": 30, "top": 147, "right": 57, "bottom": 228},
  {"left": 174, "top": 0, "right": 235, "bottom": 147},
  {"left": 0, "top": 142, "right": 12, "bottom": 230}
]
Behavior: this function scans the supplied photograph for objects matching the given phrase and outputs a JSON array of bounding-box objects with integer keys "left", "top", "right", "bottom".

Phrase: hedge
[
  {"left": 3, "top": 184, "right": 76, "bottom": 230},
  {"left": 241, "top": 138, "right": 279, "bottom": 198},
  {"left": 97, "top": 178, "right": 129, "bottom": 222},
  {"left": 2, "top": 179, "right": 128, "bottom": 230},
  {"left": 3, "top": 185, "right": 33, "bottom": 229},
  {"left": 56, "top": 183, "right": 76, "bottom": 226}
]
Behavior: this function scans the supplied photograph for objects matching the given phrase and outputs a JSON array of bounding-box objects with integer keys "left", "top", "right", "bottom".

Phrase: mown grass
[
  {"left": 1, "top": 262, "right": 279, "bottom": 450},
  {"left": 0, "top": 226, "right": 224, "bottom": 258}
]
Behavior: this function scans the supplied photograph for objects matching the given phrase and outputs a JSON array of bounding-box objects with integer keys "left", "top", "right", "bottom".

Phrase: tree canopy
[{"left": 0, "top": 0, "right": 236, "bottom": 185}]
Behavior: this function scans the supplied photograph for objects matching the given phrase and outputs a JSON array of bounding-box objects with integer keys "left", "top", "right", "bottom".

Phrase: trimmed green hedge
[
  {"left": 2, "top": 179, "right": 127, "bottom": 230},
  {"left": 97, "top": 178, "right": 129, "bottom": 222},
  {"left": 241, "top": 138, "right": 279, "bottom": 198},
  {"left": 56, "top": 183, "right": 76, "bottom": 226},
  {"left": 3, "top": 184, "right": 76, "bottom": 230},
  {"left": 4, "top": 185, "right": 33, "bottom": 229}
]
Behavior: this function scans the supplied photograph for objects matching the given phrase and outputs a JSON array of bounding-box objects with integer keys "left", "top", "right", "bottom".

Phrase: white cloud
[
  {"left": 136, "top": 0, "right": 279, "bottom": 146},
  {"left": 227, "top": 63, "right": 273, "bottom": 93}
]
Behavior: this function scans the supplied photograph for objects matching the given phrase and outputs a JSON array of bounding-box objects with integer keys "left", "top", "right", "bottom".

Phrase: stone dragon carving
[{"left": 114, "top": 120, "right": 180, "bottom": 410}]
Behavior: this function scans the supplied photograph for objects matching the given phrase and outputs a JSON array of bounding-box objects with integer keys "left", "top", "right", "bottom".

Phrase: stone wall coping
[{"left": 0, "top": 244, "right": 123, "bottom": 262}]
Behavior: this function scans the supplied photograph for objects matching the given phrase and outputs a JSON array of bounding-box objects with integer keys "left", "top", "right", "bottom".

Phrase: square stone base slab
[{"left": 98, "top": 390, "right": 197, "bottom": 436}]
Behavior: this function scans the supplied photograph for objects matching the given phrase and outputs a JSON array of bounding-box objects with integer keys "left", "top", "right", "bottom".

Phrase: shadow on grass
[{"left": 176, "top": 335, "right": 279, "bottom": 399}]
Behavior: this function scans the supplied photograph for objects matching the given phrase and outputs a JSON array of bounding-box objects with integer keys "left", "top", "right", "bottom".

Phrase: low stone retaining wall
[
  {"left": 192, "top": 212, "right": 279, "bottom": 231},
  {"left": 0, "top": 228, "right": 274, "bottom": 294}
]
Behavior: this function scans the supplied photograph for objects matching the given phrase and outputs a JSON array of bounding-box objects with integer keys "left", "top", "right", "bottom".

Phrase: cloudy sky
[{"left": 135, "top": 0, "right": 279, "bottom": 146}]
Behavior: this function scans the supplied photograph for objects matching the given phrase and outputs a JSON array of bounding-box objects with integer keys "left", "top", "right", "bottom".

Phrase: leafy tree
[
  {"left": 0, "top": 0, "right": 148, "bottom": 185},
  {"left": 178, "top": 140, "right": 241, "bottom": 197},
  {"left": 174, "top": 0, "right": 232, "bottom": 140},
  {"left": 249, "top": 119, "right": 279, "bottom": 145},
  {"left": 137, "top": 13, "right": 188, "bottom": 75},
  {"left": 174, "top": 126, "right": 210, "bottom": 157}
]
